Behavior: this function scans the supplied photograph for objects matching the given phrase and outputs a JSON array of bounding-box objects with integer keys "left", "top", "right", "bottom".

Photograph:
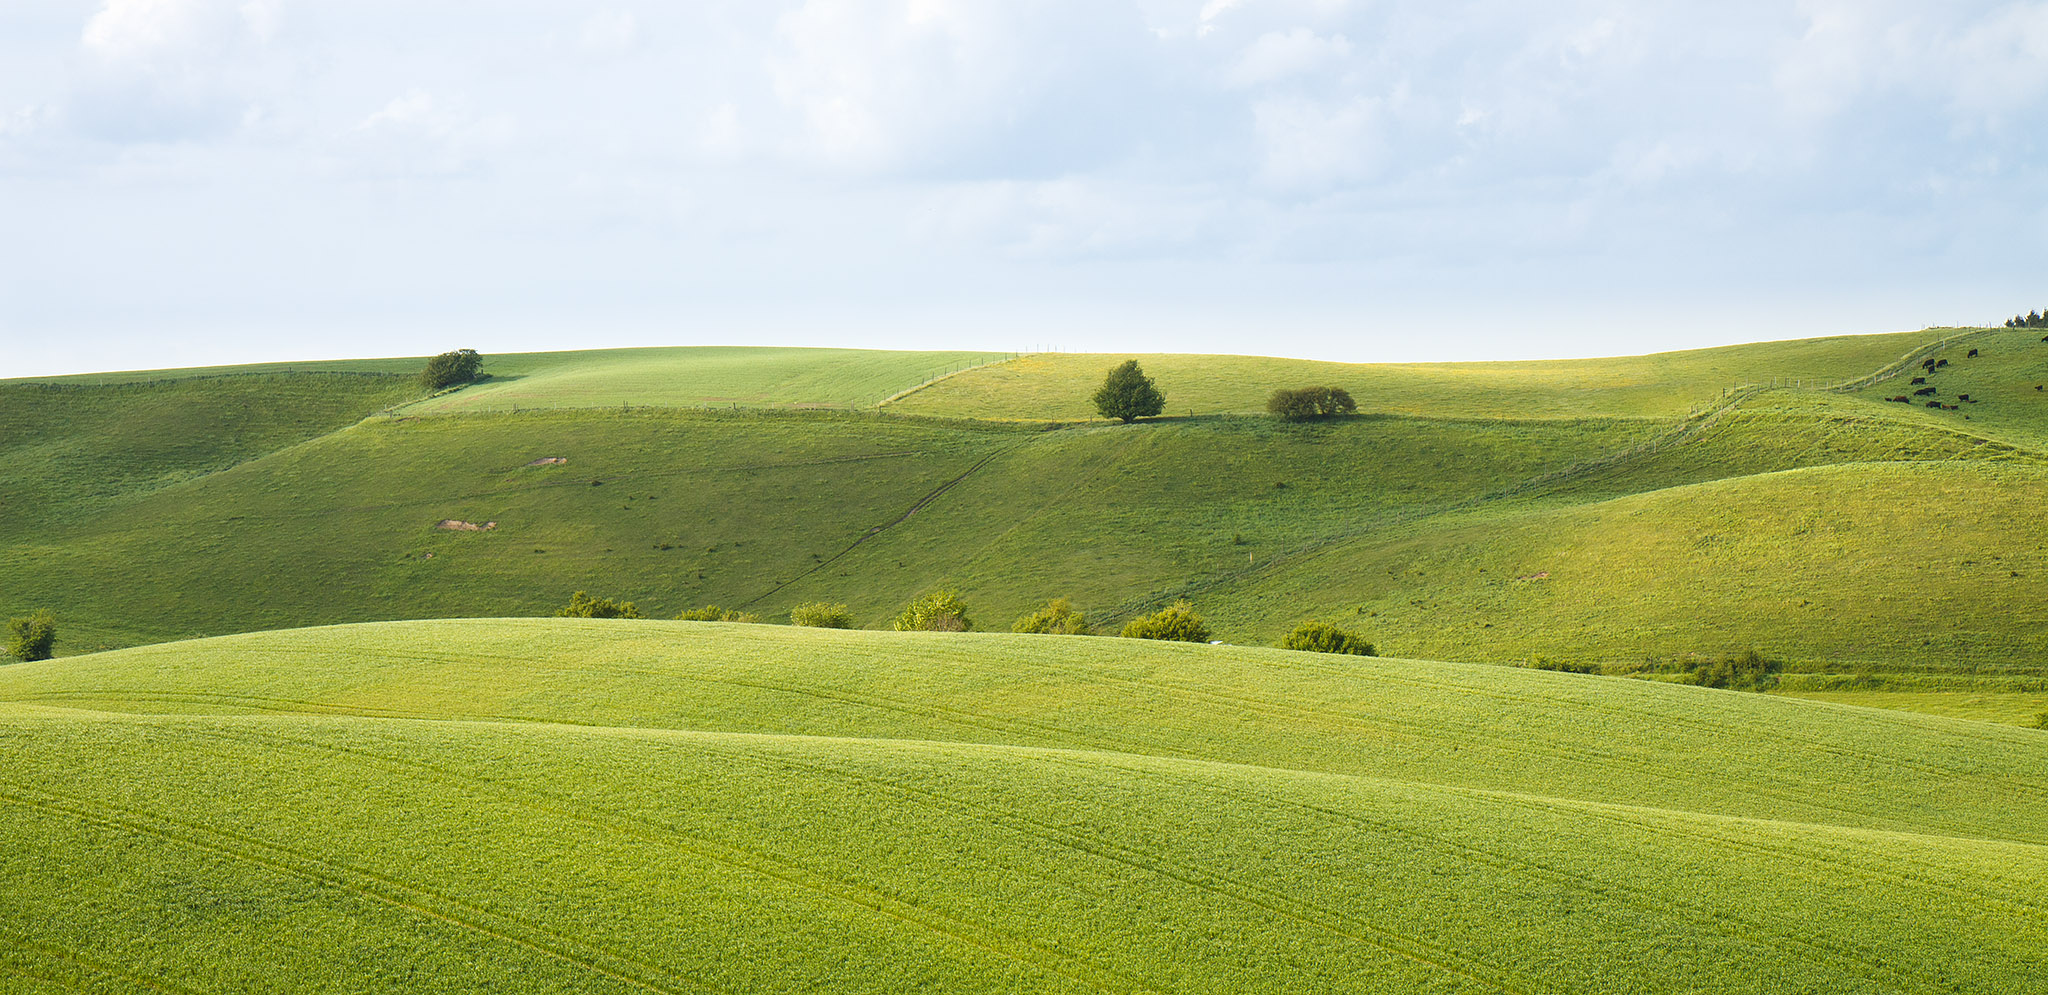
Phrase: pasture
[
  {"left": 1, "top": 329, "right": 2044, "bottom": 726},
  {"left": 1, "top": 620, "right": 2044, "bottom": 993}
]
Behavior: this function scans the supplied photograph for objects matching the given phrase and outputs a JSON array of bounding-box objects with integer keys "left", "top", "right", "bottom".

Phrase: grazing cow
[
  {"left": 1945, "top": 404, "right": 1960, "bottom": 410},
  {"left": 1888, "top": 396, "right": 1909, "bottom": 403},
  {"left": 1911, "top": 376, "right": 1926, "bottom": 384},
  {"left": 1923, "top": 358, "right": 1938, "bottom": 369},
  {"left": 1937, "top": 359, "right": 1949, "bottom": 367},
  {"left": 1959, "top": 394, "right": 1971, "bottom": 401},
  {"left": 1914, "top": 387, "right": 1936, "bottom": 396},
  {"left": 1927, "top": 400, "right": 1943, "bottom": 408},
  {"left": 1968, "top": 348, "right": 1980, "bottom": 357}
]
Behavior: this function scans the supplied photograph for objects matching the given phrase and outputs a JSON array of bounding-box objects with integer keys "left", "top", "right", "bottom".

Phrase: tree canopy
[
  {"left": 1093, "top": 360, "right": 1165, "bottom": 424},
  {"left": 420, "top": 349, "right": 484, "bottom": 392}
]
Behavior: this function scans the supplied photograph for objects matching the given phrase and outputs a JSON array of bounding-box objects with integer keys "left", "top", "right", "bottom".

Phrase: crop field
[{"left": 1, "top": 620, "right": 2045, "bottom": 994}]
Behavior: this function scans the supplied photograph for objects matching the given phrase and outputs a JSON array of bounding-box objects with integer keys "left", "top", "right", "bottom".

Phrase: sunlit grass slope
[
  {"left": 2, "top": 620, "right": 2045, "bottom": 994},
  {"left": 392, "top": 346, "right": 1005, "bottom": 414},
  {"left": 1206, "top": 460, "right": 2048, "bottom": 674},
  {"left": 888, "top": 329, "right": 1944, "bottom": 421}
]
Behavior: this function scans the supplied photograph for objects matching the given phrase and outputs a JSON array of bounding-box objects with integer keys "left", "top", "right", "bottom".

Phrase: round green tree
[
  {"left": 1093, "top": 360, "right": 1165, "bottom": 424},
  {"left": 7, "top": 611, "right": 56, "bottom": 662}
]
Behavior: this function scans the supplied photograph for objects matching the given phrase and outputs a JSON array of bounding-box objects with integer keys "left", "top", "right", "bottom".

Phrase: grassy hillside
[
  {"left": 2, "top": 621, "right": 2044, "bottom": 993},
  {"left": 3, "top": 329, "right": 2044, "bottom": 728},
  {"left": 887, "top": 330, "right": 1947, "bottom": 421},
  {"left": 393, "top": 346, "right": 1007, "bottom": 415}
]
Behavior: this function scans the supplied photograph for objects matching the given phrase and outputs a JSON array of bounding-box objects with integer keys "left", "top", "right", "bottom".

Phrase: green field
[
  {"left": 887, "top": 330, "right": 1948, "bottom": 420},
  {"left": 393, "top": 346, "right": 1008, "bottom": 415},
  {"left": 3, "top": 329, "right": 2046, "bottom": 727},
  {"left": 2, "top": 620, "right": 2044, "bottom": 993}
]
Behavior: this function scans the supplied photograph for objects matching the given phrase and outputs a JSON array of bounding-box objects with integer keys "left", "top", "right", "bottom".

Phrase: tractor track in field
[
  {"left": 139, "top": 721, "right": 1171, "bottom": 995},
  {"left": 738, "top": 444, "right": 1022, "bottom": 609},
  {"left": 0, "top": 785, "right": 724, "bottom": 995}
]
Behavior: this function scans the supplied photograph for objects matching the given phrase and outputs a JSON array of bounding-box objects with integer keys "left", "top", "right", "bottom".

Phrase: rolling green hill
[
  {"left": 3, "top": 328, "right": 2045, "bottom": 725},
  {"left": 2, "top": 620, "right": 2044, "bottom": 993},
  {"left": 885, "top": 329, "right": 1944, "bottom": 420}
]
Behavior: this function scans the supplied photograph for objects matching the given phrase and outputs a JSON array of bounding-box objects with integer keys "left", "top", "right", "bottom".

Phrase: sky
[{"left": 3, "top": 0, "right": 2045, "bottom": 376}]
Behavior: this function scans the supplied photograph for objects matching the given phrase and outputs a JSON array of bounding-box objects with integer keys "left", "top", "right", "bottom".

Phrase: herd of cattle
[
  {"left": 1878, "top": 336, "right": 2048, "bottom": 409},
  {"left": 1884, "top": 349, "right": 1982, "bottom": 410}
]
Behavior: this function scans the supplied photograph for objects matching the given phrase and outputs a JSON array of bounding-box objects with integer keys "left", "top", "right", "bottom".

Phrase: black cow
[
  {"left": 1968, "top": 348, "right": 1979, "bottom": 357},
  {"left": 1914, "top": 387, "right": 1936, "bottom": 396},
  {"left": 1923, "top": 358, "right": 1938, "bottom": 368},
  {"left": 1911, "top": 376, "right": 1926, "bottom": 384},
  {"left": 1888, "top": 396, "right": 1909, "bottom": 402},
  {"left": 1959, "top": 394, "right": 1971, "bottom": 401},
  {"left": 1927, "top": 400, "right": 1943, "bottom": 408}
]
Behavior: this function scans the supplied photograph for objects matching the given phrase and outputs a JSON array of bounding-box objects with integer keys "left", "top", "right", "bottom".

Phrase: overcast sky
[{"left": 3, "top": 0, "right": 2045, "bottom": 375}]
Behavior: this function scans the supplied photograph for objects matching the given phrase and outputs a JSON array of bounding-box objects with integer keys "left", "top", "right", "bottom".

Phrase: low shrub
[
  {"left": 1013, "top": 598, "right": 1090, "bottom": 635},
  {"left": 1121, "top": 600, "right": 1211, "bottom": 642},
  {"left": 1267, "top": 386, "right": 1358, "bottom": 421},
  {"left": 1686, "top": 649, "right": 1781, "bottom": 691},
  {"left": 790, "top": 602, "right": 855, "bottom": 628},
  {"left": 676, "top": 605, "right": 760, "bottom": 623},
  {"left": 1523, "top": 655, "right": 1601, "bottom": 675},
  {"left": 558, "top": 591, "right": 642, "bottom": 619},
  {"left": 1279, "top": 621, "right": 1375, "bottom": 656},
  {"left": 894, "top": 590, "right": 972, "bottom": 632},
  {"left": 7, "top": 611, "right": 56, "bottom": 662}
]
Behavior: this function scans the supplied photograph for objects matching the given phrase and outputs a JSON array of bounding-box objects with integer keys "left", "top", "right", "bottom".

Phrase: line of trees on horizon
[{"left": 2004, "top": 310, "right": 2047, "bottom": 328}]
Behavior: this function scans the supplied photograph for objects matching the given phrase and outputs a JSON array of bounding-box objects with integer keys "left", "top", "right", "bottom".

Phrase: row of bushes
[{"left": 557, "top": 590, "right": 1377, "bottom": 655}]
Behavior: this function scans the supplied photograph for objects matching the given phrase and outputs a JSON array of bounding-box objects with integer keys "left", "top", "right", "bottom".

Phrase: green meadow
[
  {"left": 2, "top": 621, "right": 2044, "bottom": 994},
  {"left": 5, "top": 329, "right": 2048, "bottom": 992},
  {"left": 6, "top": 328, "right": 2045, "bottom": 723}
]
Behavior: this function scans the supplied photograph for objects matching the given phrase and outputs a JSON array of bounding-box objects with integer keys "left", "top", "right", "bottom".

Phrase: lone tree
[
  {"left": 1120, "top": 599, "right": 1210, "bottom": 642},
  {"left": 420, "top": 349, "right": 484, "bottom": 393},
  {"left": 894, "top": 590, "right": 973, "bottom": 632},
  {"left": 1267, "top": 386, "right": 1358, "bottom": 422},
  {"left": 1280, "top": 620, "right": 1374, "bottom": 656},
  {"left": 1093, "top": 360, "right": 1165, "bottom": 423},
  {"left": 7, "top": 611, "right": 55, "bottom": 662}
]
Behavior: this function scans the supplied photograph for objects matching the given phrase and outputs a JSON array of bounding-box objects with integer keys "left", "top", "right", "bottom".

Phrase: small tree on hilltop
[
  {"left": 1013, "top": 598, "right": 1090, "bottom": 635},
  {"left": 1280, "top": 620, "right": 1375, "bottom": 656},
  {"left": 558, "top": 591, "right": 642, "bottom": 619},
  {"left": 7, "top": 611, "right": 56, "bottom": 662},
  {"left": 894, "top": 590, "right": 973, "bottom": 632},
  {"left": 1120, "top": 599, "right": 1210, "bottom": 642},
  {"left": 419, "top": 349, "right": 484, "bottom": 393},
  {"left": 1093, "top": 360, "right": 1165, "bottom": 424}
]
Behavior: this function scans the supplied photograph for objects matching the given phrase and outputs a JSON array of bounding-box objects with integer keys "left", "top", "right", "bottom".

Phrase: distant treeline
[{"left": 2003, "top": 310, "right": 2047, "bottom": 328}]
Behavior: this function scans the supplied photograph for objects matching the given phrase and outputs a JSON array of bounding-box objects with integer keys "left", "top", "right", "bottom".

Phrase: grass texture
[
  {"left": 2, "top": 328, "right": 2044, "bottom": 724},
  {"left": 887, "top": 330, "right": 1941, "bottom": 421},
  {"left": 1, "top": 620, "right": 2045, "bottom": 993}
]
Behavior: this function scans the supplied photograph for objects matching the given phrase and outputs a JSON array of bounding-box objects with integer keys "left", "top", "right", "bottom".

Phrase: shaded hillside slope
[{"left": 2, "top": 622, "right": 2045, "bottom": 994}]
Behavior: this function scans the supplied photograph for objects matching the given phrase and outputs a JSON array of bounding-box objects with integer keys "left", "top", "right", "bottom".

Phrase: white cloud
[
  {"left": 767, "top": 0, "right": 1160, "bottom": 174},
  {"left": 1252, "top": 95, "right": 1382, "bottom": 191},
  {"left": 1226, "top": 28, "right": 1352, "bottom": 87},
  {"left": 578, "top": 10, "right": 642, "bottom": 55}
]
